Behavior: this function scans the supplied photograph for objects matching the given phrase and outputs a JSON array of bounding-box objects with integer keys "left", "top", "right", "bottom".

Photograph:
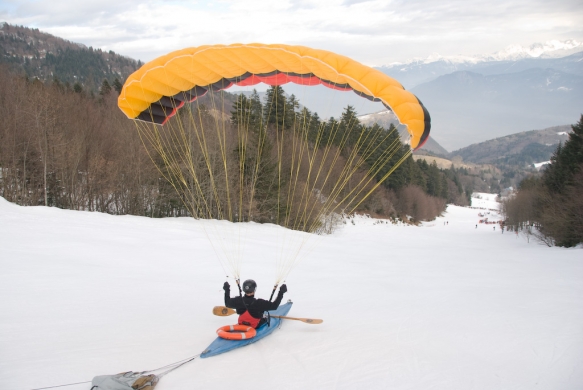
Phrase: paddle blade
[
  {"left": 303, "top": 318, "right": 323, "bottom": 324},
  {"left": 213, "top": 306, "right": 236, "bottom": 316}
]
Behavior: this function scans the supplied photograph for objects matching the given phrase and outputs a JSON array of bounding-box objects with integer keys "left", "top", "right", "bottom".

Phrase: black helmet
[{"left": 242, "top": 279, "right": 257, "bottom": 294}]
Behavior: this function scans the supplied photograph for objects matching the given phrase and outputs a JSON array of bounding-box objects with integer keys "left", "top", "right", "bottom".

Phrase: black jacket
[{"left": 224, "top": 289, "right": 284, "bottom": 319}]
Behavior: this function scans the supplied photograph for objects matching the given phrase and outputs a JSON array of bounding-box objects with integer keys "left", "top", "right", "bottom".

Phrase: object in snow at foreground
[
  {"left": 201, "top": 301, "right": 293, "bottom": 358},
  {"left": 91, "top": 371, "right": 158, "bottom": 390}
]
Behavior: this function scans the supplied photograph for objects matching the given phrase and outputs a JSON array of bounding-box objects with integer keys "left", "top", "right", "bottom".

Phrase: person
[{"left": 223, "top": 279, "right": 287, "bottom": 329}]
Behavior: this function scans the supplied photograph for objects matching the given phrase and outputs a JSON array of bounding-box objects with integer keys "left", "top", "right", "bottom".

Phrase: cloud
[{"left": 1, "top": 0, "right": 582, "bottom": 64}]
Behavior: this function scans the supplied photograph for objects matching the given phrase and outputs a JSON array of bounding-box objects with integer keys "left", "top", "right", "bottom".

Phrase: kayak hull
[{"left": 200, "top": 301, "right": 293, "bottom": 358}]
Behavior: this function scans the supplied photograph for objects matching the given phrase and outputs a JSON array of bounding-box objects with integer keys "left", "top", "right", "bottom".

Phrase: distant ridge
[
  {"left": 410, "top": 68, "right": 583, "bottom": 150},
  {"left": 450, "top": 125, "right": 572, "bottom": 166},
  {"left": 0, "top": 23, "right": 139, "bottom": 91}
]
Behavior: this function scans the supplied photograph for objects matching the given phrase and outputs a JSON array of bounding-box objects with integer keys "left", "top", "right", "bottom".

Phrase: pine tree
[
  {"left": 264, "top": 86, "right": 287, "bottom": 128},
  {"left": 99, "top": 79, "right": 111, "bottom": 95},
  {"left": 112, "top": 78, "right": 123, "bottom": 94},
  {"left": 338, "top": 105, "right": 362, "bottom": 149},
  {"left": 543, "top": 115, "right": 583, "bottom": 193},
  {"left": 440, "top": 174, "right": 449, "bottom": 199},
  {"left": 426, "top": 161, "right": 441, "bottom": 197},
  {"left": 285, "top": 94, "right": 299, "bottom": 128}
]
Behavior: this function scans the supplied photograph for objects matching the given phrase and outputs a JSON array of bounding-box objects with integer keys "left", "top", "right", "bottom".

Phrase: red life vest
[{"left": 238, "top": 310, "right": 261, "bottom": 328}]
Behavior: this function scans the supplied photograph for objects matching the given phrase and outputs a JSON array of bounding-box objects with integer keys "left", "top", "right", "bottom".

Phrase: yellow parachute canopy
[{"left": 118, "top": 44, "right": 430, "bottom": 149}]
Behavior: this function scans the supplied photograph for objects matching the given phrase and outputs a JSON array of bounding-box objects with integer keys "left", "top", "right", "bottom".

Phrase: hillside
[
  {"left": 450, "top": 125, "right": 572, "bottom": 166},
  {"left": 412, "top": 155, "right": 471, "bottom": 170},
  {"left": 0, "top": 23, "right": 139, "bottom": 91}
]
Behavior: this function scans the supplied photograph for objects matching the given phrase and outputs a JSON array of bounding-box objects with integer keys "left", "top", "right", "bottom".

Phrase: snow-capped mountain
[
  {"left": 376, "top": 40, "right": 583, "bottom": 89},
  {"left": 383, "top": 40, "right": 583, "bottom": 68},
  {"left": 486, "top": 40, "right": 583, "bottom": 61}
]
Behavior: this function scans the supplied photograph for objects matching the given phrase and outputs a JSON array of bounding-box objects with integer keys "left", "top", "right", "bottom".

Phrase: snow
[
  {"left": 381, "top": 39, "right": 583, "bottom": 67},
  {"left": 534, "top": 161, "right": 551, "bottom": 169},
  {"left": 1, "top": 196, "right": 582, "bottom": 390},
  {"left": 470, "top": 192, "right": 500, "bottom": 210}
]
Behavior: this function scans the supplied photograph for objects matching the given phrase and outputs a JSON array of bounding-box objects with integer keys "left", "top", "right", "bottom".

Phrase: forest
[
  {"left": 503, "top": 116, "right": 583, "bottom": 247},
  {"left": 0, "top": 67, "right": 480, "bottom": 226}
]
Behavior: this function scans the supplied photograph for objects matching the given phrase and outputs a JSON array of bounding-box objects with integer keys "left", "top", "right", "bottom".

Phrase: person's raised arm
[
  {"left": 223, "top": 281, "right": 233, "bottom": 307},
  {"left": 265, "top": 284, "right": 287, "bottom": 310}
]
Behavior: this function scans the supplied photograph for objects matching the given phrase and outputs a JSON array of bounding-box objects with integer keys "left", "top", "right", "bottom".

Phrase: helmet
[{"left": 242, "top": 279, "right": 257, "bottom": 294}]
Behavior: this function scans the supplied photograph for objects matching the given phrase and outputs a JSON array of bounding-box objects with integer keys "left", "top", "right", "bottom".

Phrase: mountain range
[
  {"left": 1, "top": 22, "right": 581, "bottom": 154},
  {"left": 377, "top": 40, "right": 583, "bottom": 88},
  {"left": 410, "top": 66, "right": 583, "bottom": 150}
]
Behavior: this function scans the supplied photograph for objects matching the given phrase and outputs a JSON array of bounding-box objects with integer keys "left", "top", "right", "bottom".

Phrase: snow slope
[
  {"left": 1, "top": 197, "right": 582, "bottom": 390},
  {"left": 471, "top": 192, "right": 500, "bottom": 210}
]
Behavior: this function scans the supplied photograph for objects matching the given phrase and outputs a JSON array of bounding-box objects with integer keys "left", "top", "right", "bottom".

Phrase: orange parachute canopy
[{"left": 118, "top": 43, "right": 430, "bottom": 150}]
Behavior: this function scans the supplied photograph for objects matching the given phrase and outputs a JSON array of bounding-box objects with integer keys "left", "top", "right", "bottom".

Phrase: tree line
[
  {"left": 503, "top": 116, "right": 583, "bottom": 247},
  {"left": 0, "top": 68, "right": 474, "bottom": 224}
]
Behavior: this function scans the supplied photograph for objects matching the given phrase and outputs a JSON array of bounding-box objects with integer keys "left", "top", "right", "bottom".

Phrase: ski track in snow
[{"left": 0, "top": 194, "right": 582, "bottom": 390}]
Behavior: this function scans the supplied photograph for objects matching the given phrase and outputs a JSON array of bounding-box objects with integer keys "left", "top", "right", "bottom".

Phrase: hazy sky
[{"left": 1, "top": 0, "right": 582, "bottom": 65}]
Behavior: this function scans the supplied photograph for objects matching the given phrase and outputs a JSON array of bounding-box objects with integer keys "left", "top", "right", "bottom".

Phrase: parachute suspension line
[
  {"left": 306, "top": 133, "right": 399, "bottom": 234},
  {"left": 268, "top": 284, "right": 279, "bottom": 302},
  {"left": 234, "top": 92, "right": 250, "bottom": 276},
  {"left": 140, "top": 110, "right": 240, "bottom": 279},
  {"left": 265, "top": 87, "right": 289, "bottom": 284},
  {"left": 350, "top": 148, "right": 412, "bottom": 212},
  {"left": 276, "top": 114, "right": 350, "bottom": 281},
  {"left": 133, "top": 119, "right": 232, "bottom": 279},
  {"left": 316, "top": 125, "right": 401, "bottom": 219},
  {"left": 185, "top": 96, "right": 233, "bottom": 275},
  {"left": 131, "top": 61, "right": 417, "bottom": 286},
  {"left": 276, "top": 107, "right": 411, "bottom": 282},
  {"left": 209, "top": 89, "right": 240, "bottom": 274},
  {"left": 273, "top": 90, "right": 341, "bottom": 281},
  {"left": 281, "top": 99, "right": 313, "bottom": 282}
]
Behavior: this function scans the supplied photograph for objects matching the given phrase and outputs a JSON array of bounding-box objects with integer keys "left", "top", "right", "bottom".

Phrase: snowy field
[
  {"left": 1, "top": 195, "right": 582, "bottom": 390},
  {"left": 470, "top": 192, "right": 500, "bottom": 210}
]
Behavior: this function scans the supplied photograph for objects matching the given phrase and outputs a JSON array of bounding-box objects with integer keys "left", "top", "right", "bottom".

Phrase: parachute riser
[
  {"left": 236, "top": 279, "right": 243, "bottom": 297},
  {"left": 269, "top": 284, "right": 279, "bottom": 302}
]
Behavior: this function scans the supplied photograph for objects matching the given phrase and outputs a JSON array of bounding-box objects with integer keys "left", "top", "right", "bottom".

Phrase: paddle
[{"left": 212, "top": 306, "right": 323, "bottom": 324}]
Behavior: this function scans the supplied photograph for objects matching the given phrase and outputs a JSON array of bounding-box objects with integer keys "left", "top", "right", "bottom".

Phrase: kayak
[{"left": 200, "top": 301, "right": 293, "bottom": 358}]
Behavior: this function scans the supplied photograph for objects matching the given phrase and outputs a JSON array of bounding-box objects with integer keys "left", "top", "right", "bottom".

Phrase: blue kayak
[{"left": 201, "top": 301, "right": 293, "bottom": 358}]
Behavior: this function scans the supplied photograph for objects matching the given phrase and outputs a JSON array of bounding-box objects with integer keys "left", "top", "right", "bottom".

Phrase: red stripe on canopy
[{"left": 288, "top": 75, "right": 321, "bottom": 86}]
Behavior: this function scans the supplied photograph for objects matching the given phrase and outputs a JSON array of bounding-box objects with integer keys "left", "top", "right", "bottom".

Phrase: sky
[{"left": 1, "top": 0, "right": 583, "bottom": 66}]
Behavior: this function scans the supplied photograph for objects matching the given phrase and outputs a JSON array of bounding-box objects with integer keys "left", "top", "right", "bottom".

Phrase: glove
[
  {"left": 279, "top": 284, "right": 287, "bottom": 294},
  {"left": 223, "top": 281, "right": 230, "bottom": 291}
]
